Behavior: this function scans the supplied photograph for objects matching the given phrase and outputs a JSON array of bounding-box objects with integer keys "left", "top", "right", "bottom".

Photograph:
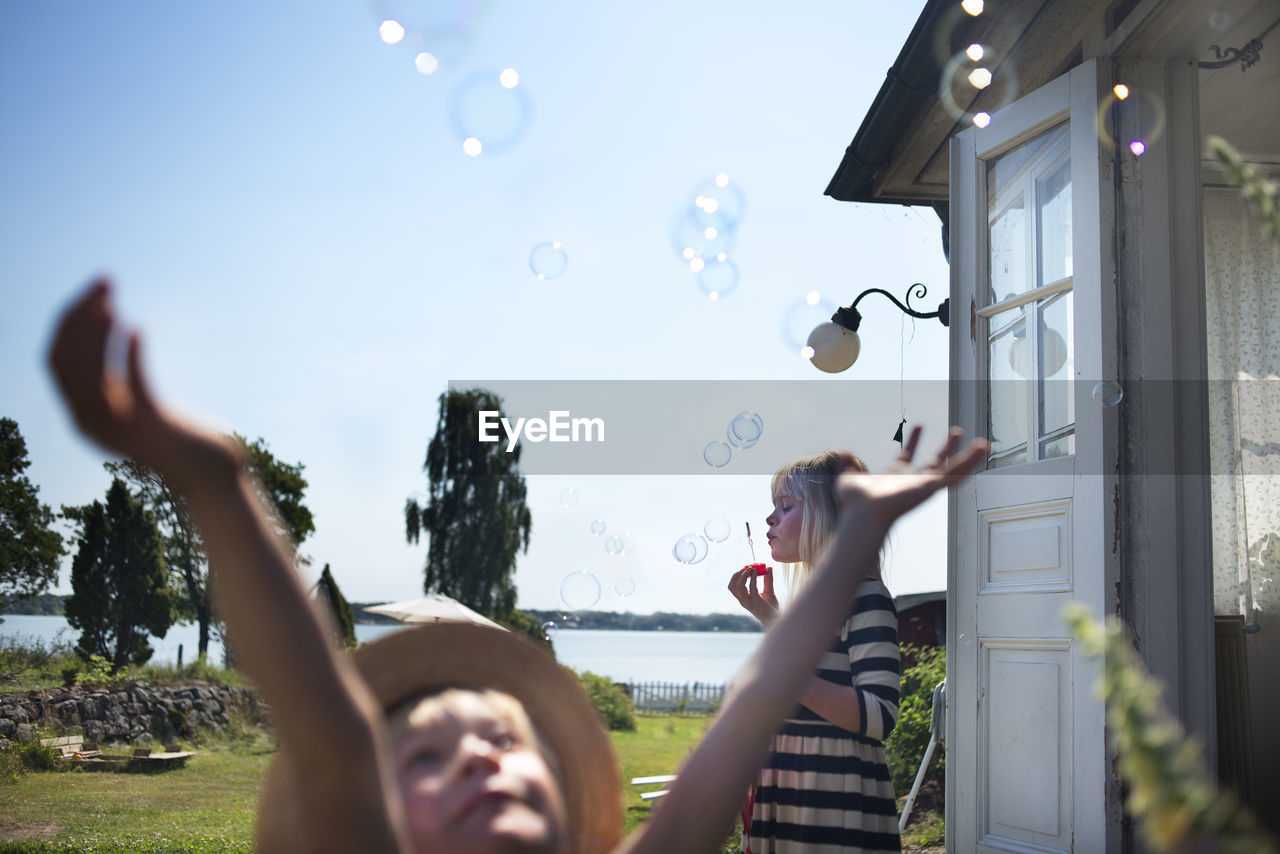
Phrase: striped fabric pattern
[{"left": 747, "top": 579, "right": 902, "bottom": 853}]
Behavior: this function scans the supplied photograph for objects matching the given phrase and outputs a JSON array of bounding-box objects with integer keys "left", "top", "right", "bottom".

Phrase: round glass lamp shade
[
  {"left": 807, "top": 322, "right": 861, "bottom": 373},
  {"left": 1009, "top": 327, "right": 1069, "bottom": 378}
]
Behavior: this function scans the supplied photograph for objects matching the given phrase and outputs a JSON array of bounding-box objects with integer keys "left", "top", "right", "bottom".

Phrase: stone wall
[{"left": 0, "top": 682, "right": 268, "bottom": 747}]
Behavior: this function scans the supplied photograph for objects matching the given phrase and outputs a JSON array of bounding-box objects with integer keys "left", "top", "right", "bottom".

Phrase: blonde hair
[
  {"left": 770, "top": 450, "right": 877, "bottom": 596},
  {"left": 388, "top": 687, "right": 562, "bottom": 786}
]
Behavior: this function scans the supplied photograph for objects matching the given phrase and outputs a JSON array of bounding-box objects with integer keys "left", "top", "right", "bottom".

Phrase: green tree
[
  {"left": 315, "top": 563, "right": 356, "bottom": 650},
  {"left": 104, "top": 458, "right": 211, "bottom": 657},
  {"left": 237, "top": 434, "right": 316, "bottom": 563},
  {"left": 405, "top": 388, "right": 532, "bottom": 621},
  {"left": 64, "top": 479, "right": 173, "bottom": 672},
  {"left": 0, "top": 417, "right": 65, "bottom": 614},
  {"left": 105, "top": 434, "right": 314, "bottom": 661}
]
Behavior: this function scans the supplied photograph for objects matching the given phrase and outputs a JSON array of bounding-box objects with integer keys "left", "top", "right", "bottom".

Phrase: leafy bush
[
  {"left": 15, "top": 739, "right": 61, "bottom": 773},
  {"left": 0, "top": 731, "right": 65, "bottom": 785},
  {"left": 502, "top": 609, "right": 554, "bottom": 653},
  {"left": 134, "top": 658, "right": 246, "bottom": 688},
  {"left": 0, "top": 636, "right": 79, "bottom": 689},
  {"left": 1067, "top": 606, "right": 1278, "bottom": 854},
  {"left": 75, "top": 654, "right": 113, "bottom": 686},
  {"left": 885, "top": 643, "right": 946, "bottom": 798},
  {"left": 573, "top": 669, "right": 635, "bottom": 731},
  {"left": 0, "top": 738, "right": 21, "bottom": 784}
]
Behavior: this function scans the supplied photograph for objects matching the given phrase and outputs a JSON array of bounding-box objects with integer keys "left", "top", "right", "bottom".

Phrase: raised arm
[
  {"left": 617, "top": 427, "right": 986, "bottom": 854},
  {"left": 49, "top": 281, "right": 408, "bottom": 852}
]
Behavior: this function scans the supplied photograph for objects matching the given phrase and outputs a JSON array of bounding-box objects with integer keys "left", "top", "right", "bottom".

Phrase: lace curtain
[{"left": 1205, "top": 187, "right": 1280, "bottom": 620}]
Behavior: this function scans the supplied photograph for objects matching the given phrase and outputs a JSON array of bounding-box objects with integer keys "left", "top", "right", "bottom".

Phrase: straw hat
[{"left": 256, "top": 622, "right": 623, "bottom": 854}]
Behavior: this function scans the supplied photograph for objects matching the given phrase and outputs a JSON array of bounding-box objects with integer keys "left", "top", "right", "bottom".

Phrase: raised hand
[
  {"left": 47, "top": 279, "right": 236, "bottom": 482},
  {"left": 727, "top": 565, "right": 779, "bottom": 626},
  {"left": 836, "top": 426, "right": 988, "bottom": 528}
]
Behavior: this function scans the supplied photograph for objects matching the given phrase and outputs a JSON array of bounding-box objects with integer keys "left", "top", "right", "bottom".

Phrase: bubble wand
[{"left": 742, "top": 522, "right": 770, "bottom": 579}]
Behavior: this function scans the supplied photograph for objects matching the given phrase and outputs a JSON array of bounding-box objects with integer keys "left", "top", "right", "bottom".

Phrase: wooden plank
[{"left": 629, "top": 775, "right": 677, "bottom": 785}]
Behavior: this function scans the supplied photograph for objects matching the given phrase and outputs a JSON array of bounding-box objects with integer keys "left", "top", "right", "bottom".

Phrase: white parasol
[{"left": 364, "top": 594, "right": 506, "bottom": 630}]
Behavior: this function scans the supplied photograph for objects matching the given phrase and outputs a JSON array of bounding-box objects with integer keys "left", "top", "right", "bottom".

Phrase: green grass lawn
[
  {"left": 0, "top": 731, "right": 273, "bottom": 853},
  {"left": 0, "top": 715, "right": 937, "bottom": 853},
  {"left": 611, "top": 715, "right": 743, "bottom": 852}
]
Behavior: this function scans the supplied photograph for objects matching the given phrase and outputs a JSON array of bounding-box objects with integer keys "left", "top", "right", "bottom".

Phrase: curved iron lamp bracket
[{"left": 831, "top": 284, "right": 950, "bottom": 333}]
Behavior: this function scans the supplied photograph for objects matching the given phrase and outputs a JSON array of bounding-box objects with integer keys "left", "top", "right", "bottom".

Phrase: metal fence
[{"left": 623, "top": 681, "right": 725, "bottom": 715}]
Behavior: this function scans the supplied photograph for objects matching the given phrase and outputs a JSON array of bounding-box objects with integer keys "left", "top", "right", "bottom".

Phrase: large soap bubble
[
  {"left": 1091, "top": 381, "right": 1124, "bottom": 407},
  {"left": 530, "top": 242, "right": 567, "bottom": 280},
  {"left": 450, "top": 69, "right": 532, "bottom": 155},
  {"left": 703, "top": 440, "right": 732, "bottom": 468},
  {"left": 672, "top": 533, "right": 710, "bottom": 564},
  {"left": 560, "top": 571, "right": 601, "bottom": 610},
  {"left": 727, "top": 411, "right": 764, "bottom": 449},
  {"left": 703, "top": 517, "right": 732, "bottom": 544}
]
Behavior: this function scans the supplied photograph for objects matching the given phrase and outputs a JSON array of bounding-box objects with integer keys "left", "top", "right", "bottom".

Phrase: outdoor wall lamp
[{"left": 806, "top": 284, "right": 950, "bottom": 373}]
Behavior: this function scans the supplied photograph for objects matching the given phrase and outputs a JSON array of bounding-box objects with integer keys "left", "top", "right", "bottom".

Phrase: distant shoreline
[{"left": 3, "top": 598, "right": 764, "bottom": 634}]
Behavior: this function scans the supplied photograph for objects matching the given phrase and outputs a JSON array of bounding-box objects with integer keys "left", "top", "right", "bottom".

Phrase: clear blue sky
[{"left": 1, "top": 0, "right": 954, "bottom": 615}]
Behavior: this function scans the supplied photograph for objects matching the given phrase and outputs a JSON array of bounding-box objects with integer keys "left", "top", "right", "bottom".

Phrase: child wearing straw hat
[{"left": 47, "top": 280, "right": 986, "bottom": 854}]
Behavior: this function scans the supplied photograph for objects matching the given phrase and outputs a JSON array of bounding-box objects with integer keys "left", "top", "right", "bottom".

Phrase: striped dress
[{"left": 747, "top": 578, "right": 901, "bottom": 854}]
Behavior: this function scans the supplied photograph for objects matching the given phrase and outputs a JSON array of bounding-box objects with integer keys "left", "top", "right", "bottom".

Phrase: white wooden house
[{"left": 824, "top": 0, "right": 1279, "bottom": 849}]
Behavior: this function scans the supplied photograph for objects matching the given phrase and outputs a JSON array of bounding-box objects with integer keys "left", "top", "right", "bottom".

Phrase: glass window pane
[
  {"left": 986, "top": 129, "right": 1056, "bottom": 201},
  {"left": 985, "top": 123, "right": 1068, "bottom": 302},
  {"left": 989, "top": 198, "right": 1026, "bottom": 304},
  {"left": 988, "top": 315, "right": 1028, "bottom": 467},
  {"left": 1039, "top": 290, "right": 1075, "bottom": 440},
  {"left": 1041, "top": 434, "right": 1074, "bottom": 459},
  {"left": 1037, "top": 159, "right": 1072, "bottom": 286}
]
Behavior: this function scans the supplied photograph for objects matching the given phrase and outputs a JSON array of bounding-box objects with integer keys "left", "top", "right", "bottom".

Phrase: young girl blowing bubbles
[
  {"left": 729, "top": 451, "right": 902, "bottom": 853},
  {"left": 48, "top": 280, "right": 984, "bottom": 854}
]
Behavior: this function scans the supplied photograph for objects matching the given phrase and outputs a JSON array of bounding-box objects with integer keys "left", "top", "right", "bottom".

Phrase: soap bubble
[
  {"left": 530, "top": 242, "right": 567, "bottom": 280},
  {"left": 1097, "top": 85, "right": 1166, "bottom": 154},
  {"left": 703, "top": 517, "right": 731, "bottom": 543},
  {"left": 560, "top": 488, "right": 578, "bottom": 508},
  {"left": 450, "top": 69, "right": 532, "bottom": 155},
  {"left": 560, "top": 571, "right": 601, "bottom": 610},
  {"left": 614, "top": 576, "right": 636, "bottom": 597},
  {"left": 672, "top": 534, "right": 709, "bottom": 564},
  {"left": 541, "top": 620, "right": 557, "bottom": 639},
  {"left": 687, "top": 175, "right": 746, "bottom": 234},
  {"left": 589, "top": 518, "right": 607, "bottom": 536},
  {"left": 378, "top": 20, "right": 406, "bottom": 44},
  {"left": 414, "top": 52, "right": 440, "bottom": 75},
  {"left": 697, "top": 256, "right": 739, "bottom": 299},
  {"left": 671, "top": 208, "right": 735, "bottom": 262},
  {"left": 781, "top": 294, "right": 839, "bottom": 355},
  {"left": 938, "top": 48, "right": 1018, "bottom": 127},
  {"left": 1092, "top": 381, "right": 1124, "bottom": 407},
  {"left": 368, "top": 0, "right": 488, "bottom": 44},
  {"left": 605, "top": 531, "right": 636, "bottom": 556},
  {"left": 703, "top": 440, "right": 732, "bottom": 468},
  {"left": 727, "top": 411, "right": 764, "bottom": 449}
]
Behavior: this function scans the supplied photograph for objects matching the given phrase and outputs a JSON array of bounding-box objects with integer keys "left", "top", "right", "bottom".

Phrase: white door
[{"left": 947, "top": 59, "right": 1122, "bottom": 853}]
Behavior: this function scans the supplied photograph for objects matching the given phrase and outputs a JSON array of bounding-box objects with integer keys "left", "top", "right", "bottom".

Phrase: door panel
[{"left": 948, "top": 59, "right": 1120, "bottom": 853}]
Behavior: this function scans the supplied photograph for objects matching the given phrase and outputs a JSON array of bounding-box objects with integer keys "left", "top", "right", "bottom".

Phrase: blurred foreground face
[{"left": 390, "top": 689, "right": 568, "bottom": 854}]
